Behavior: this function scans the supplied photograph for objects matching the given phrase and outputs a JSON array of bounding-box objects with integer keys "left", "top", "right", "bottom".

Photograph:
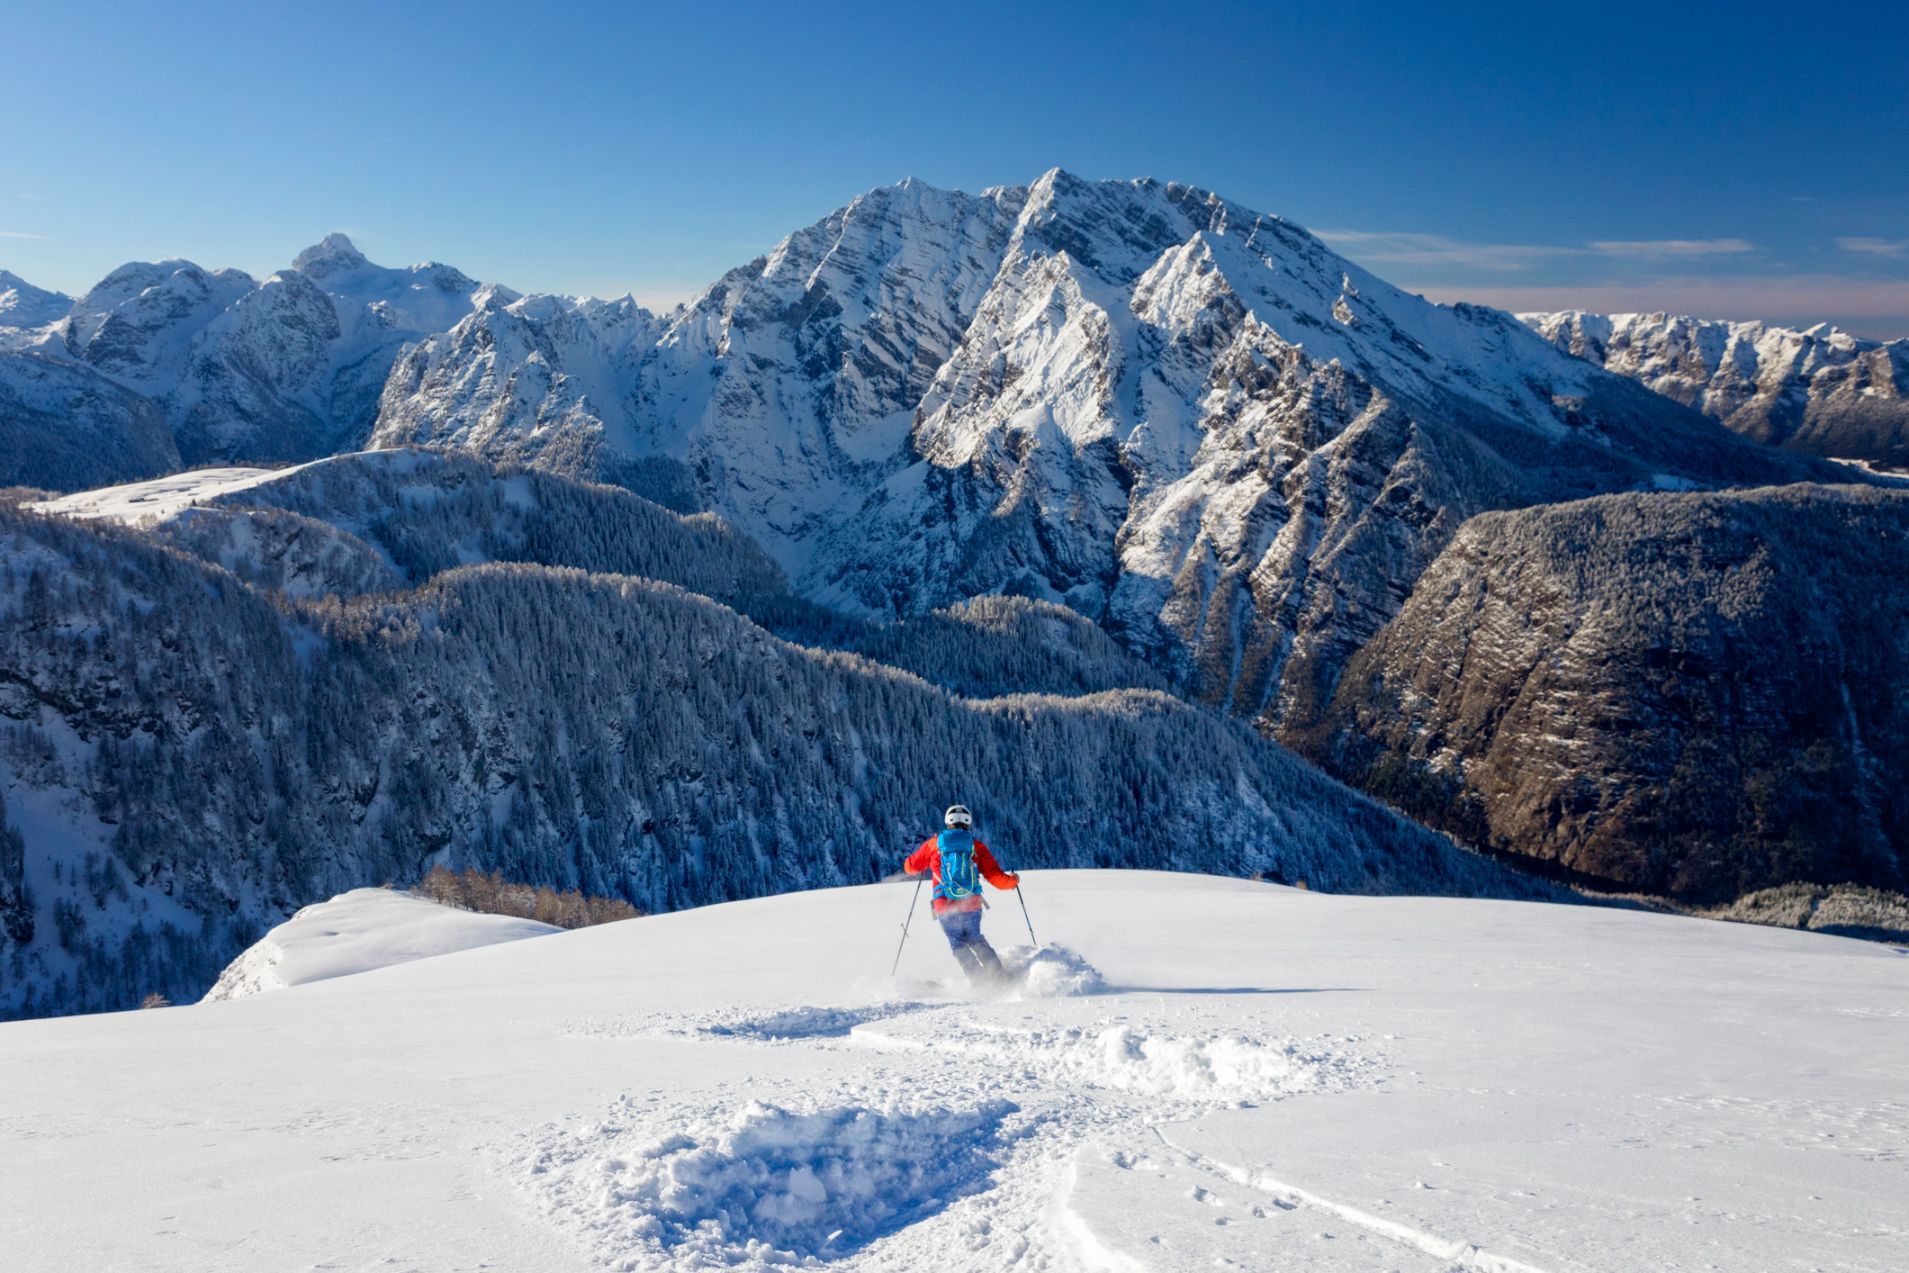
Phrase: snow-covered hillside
[
  {"left": 0, "top": 351, "right": 181, "bottom": 490},
  {"left": 202, "top": 887, "right": 557, "bottom": 1001},
  {"left": 2, "top": 871, "right": 1903, "bottom": 1271},
  {"left": 2, "top": 457, "right": 1543, "bottom": 1019},
  {"left": 1524, "top": 310, "right": 1909, "bottom": 468}
]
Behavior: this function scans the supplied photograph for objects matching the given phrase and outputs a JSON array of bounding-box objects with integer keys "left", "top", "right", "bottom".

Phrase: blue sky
[{"left": 4, "top": 0, "right": 1906, "bottom": 334}]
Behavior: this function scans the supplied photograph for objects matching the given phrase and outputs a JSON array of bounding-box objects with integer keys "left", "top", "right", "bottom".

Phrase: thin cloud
[
  {"left": 1316, "top": 229, "right": 1757, "bottom": 270},
  {"left": 0, "top": 230, "right": 48, "bottom": 240},
  {"left": 1835, "top": 236, "right": 1908, "bottom": 258},
  {"left": 1418, "top": 274, "right": 1909, "bottom": 339},
  {"left": 1587, "top": 238, "right": 1754, "bottom": 257},
  {"left": 1310, "top": 229, "right": 1572, "bottom": 271}
]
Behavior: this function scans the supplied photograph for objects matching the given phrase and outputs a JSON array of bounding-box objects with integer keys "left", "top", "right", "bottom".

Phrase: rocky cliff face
[
  {"left": 1524, "top": 311, "right": 1909, "bottom": 469},
  {"left": 373, "top": 291, "right": 661, "bottom": 486},
  {"left": 1312, "top": 483, "right": 1909, "bottom": 901}
]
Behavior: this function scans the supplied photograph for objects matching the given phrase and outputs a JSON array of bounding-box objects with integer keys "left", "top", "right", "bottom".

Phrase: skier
[{"left": 903, "top": 804, "right": 1020, "bottom": 987}]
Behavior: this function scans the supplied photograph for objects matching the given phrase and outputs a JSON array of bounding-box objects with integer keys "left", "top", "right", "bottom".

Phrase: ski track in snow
[
  {"left": 1149, "top": 1125, "right": 1555, "bottom": 1273},
  {"left": 512, "top": 948, "right": 1401, "bottom": 1272}
]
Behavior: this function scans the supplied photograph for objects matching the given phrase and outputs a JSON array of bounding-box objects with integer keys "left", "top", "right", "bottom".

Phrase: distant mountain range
[
  {"left": 1523, "top": 310, "right": 1909, "bottom": 469},
  {"left": 2, "top": 172, "right": 1904, "bottom": 1018}
]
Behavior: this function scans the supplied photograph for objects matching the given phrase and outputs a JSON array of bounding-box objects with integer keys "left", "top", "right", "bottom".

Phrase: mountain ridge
[{"left": 1523, "top": 308, "right": 1909, "bottom": 468}]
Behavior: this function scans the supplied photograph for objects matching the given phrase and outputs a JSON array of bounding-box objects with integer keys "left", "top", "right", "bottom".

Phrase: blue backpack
[{"left": 935, "top": 829, "right": 981, "bottom": 902}]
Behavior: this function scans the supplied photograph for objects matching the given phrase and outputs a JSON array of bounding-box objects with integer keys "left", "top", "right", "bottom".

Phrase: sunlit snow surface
[
  {"left": 2, "top": 871, "right": 1905, "bottom": 1271},
  {"left": 28, "top": 464, "right": 309, "bottom": 524},
  {"left": 202, "top": 888, "right": 559, "bottom": 1002}
]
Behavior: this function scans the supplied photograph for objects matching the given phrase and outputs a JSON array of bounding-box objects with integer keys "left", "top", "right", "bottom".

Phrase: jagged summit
[
  {"left": 6, "top": 233, "right": 499, "bottom": 475},
  {"left": 292, "top": 231, "right": 371, "bottom": 278},
  {"left": 5, "top": 175, "right": 1853, "bottom": 739}
]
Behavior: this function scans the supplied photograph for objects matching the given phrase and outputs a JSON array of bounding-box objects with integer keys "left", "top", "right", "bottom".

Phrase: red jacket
[{"left": 904, "top": 836, "right": 1018, "bottom": 915}]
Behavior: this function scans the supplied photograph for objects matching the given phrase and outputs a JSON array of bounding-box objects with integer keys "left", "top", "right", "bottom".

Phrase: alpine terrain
[
  {"left": 1312, "top": 483, "right": 1909, "bottom": 899},
  {"left": 1524, "top": 309, "right": 1909, "bottom": 469},
  {"left": 1, "top": 170, "right": 1902, "bottom": 1023},
  {"left": 0, "top": 451, "right": 1547, "bottom": 1019}
]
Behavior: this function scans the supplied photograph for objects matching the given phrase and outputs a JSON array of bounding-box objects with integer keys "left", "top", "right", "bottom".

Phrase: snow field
[
  {"left": 5, "top": 872, "right": 1907, "bottom": 1271},
  {"left": 29, "top": 464, "right": 306, "bottom": 524},
  {"left": 529, "top": 940, "right": 1375, "bottom": 1270}
]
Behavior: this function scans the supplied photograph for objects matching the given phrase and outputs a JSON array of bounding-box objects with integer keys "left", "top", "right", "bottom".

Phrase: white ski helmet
[{"left": 944, "top": 804, "right": 973, "bottom": 829}]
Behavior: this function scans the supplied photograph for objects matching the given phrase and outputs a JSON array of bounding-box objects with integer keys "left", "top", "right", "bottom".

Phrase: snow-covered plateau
[{"left": 3, "top": 870, "right": 1904, "bottom": 1272}]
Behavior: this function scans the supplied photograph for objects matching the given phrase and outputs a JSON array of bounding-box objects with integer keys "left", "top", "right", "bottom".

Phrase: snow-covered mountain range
[
  {"left": 3, "top": 173, "right": 1902, "bottom": 1019},
  {"left": 367, "top": 172, "right": 1833, "bottom": 740},
  {"left": 7, "top": 175, "right": 1837, "bottom": 752},
  {"left": 1523, "top": 309, "right": 1909, "bottom": 468},
  {"left": 0, "top": 234, "right": 504, "bottom": 483}
]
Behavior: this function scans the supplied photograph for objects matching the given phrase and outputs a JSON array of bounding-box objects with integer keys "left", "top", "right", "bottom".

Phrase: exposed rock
[{"left": 1312, "top": 483, "right": 1909, "bottom": 900}]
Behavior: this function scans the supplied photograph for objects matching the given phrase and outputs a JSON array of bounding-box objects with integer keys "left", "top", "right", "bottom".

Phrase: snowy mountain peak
[
  {"left": 0, "top": 269, "right": 72, "bottom": 329},
  {"left": 363, "top": 171, "right": 1824, "bottom": 740},
  {"left": 292, "top": 231, "right": 371, "bottom": 278}
]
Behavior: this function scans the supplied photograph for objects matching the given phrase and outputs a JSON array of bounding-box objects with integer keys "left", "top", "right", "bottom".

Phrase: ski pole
[
  {"left": 1015, "top": 876, "right": 1038, "bottom": 947},
  {"left": 890, "top": 873, "right": 925, "bottom": 977}
]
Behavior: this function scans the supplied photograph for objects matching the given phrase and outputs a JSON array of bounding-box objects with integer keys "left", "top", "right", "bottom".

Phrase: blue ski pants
[{"left": 937, "top": 908, "right": 1005, "bottom": 983}]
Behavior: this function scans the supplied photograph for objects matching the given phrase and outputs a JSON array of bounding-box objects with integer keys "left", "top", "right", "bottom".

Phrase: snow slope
[
  {"left": 2, "top": 871, "right": 1902, "bottom": 1271},
  {"left": 29, "top": 463, "right": 309, "bottom": 523},
  {"left": 201, "top": 887, "right": 558, "bottom": 1001}
]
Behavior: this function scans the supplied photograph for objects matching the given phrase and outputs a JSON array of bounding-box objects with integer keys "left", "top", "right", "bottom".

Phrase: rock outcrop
[{"left": 1313, "top": 483, "right": 1909, "bottom": 900}]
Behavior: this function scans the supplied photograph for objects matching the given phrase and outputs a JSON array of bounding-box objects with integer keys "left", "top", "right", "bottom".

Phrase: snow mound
[
  {"left": 1002, "top": 943, "right": 1105, "bottom": 997},
  {"left": 203, "top": 888, "right": 558, "bottom": 1001},
  {"left": 520, "top": 1095, "right": 1015, "bottom": 1269},
  {"left": 1074, "top": 1026, "right": 1311, "bottom": 1102}
]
